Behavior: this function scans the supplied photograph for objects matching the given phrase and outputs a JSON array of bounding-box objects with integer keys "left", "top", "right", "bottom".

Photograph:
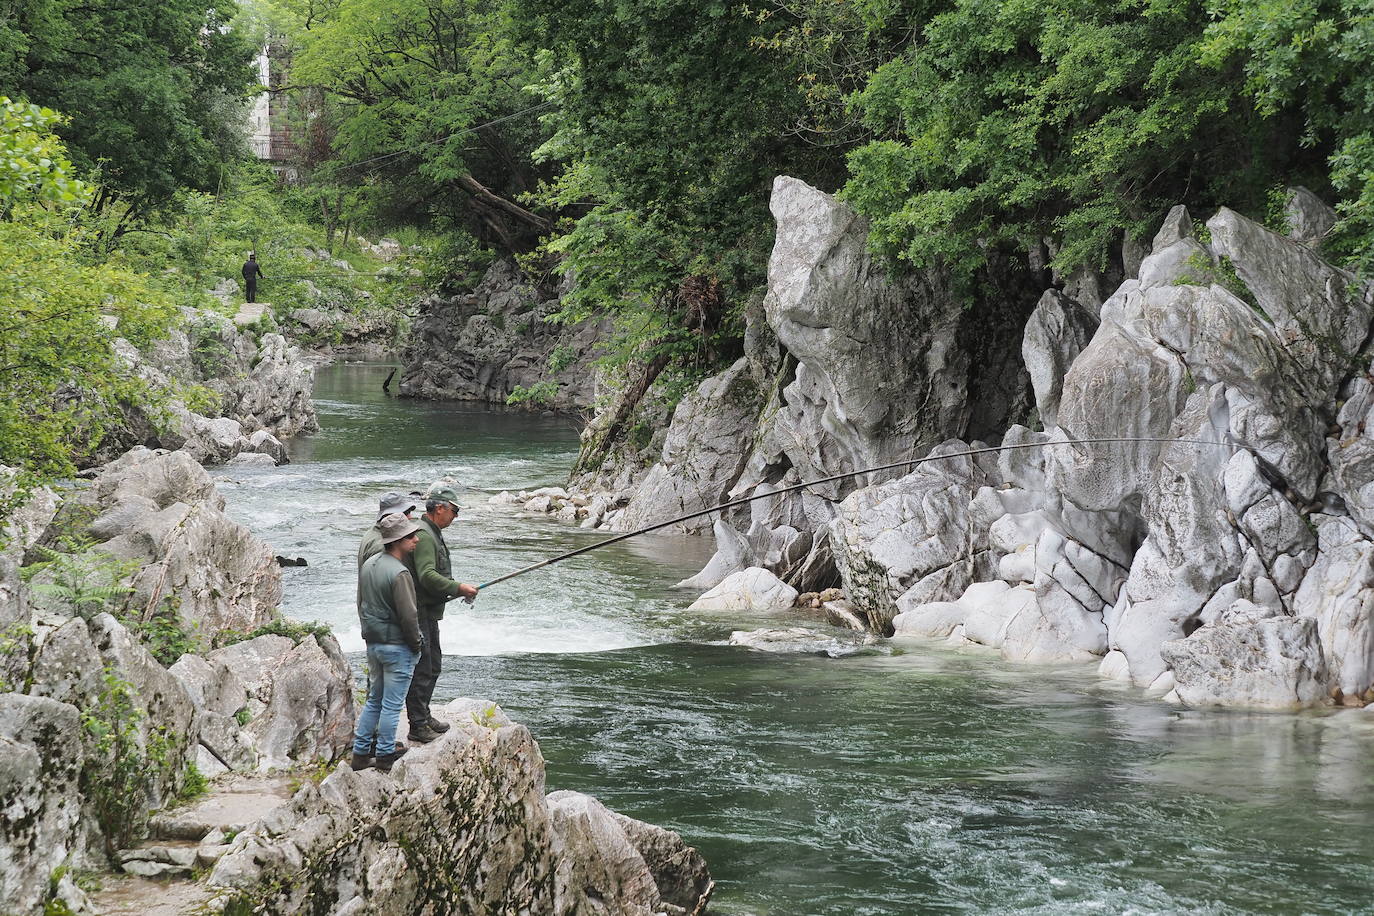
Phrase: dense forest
[{"left": 3, "top": 0, "right": 1373, "bottom": 499}]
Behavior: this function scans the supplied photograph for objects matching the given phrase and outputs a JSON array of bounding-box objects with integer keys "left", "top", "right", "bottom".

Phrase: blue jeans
[{"left": 352, "top": 642, "right": 419, "bottom": 757}]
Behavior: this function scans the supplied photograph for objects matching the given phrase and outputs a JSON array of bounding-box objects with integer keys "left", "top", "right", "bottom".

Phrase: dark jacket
[
  {"left": 358, "top": 552, "right": 421, "bottom": 650},
  {"left": 413, "top": 516, "right": 462, "bottom": 620},
  {"left": 242, "top": 259, "right": 264, "bottom": 281}
]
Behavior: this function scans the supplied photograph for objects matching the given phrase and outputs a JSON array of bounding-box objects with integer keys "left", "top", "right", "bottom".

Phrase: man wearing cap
[
  {"left": 359, "top": 491, "right": 422, "bottom": 571},
  {"left": 406, "top": 482, "right": 479, "bottom": 744},
  {"left": 352, "top": 513, "right": 424, "bottom": 773}
]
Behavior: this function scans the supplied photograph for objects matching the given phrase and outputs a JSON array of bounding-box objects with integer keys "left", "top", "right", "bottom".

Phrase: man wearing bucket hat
[
  {"left": 405, "top": 481, "right": 479, "bottom": 744},
  {"left": 358, "top": 491, "right": 423, "bottom": 571},
  {"left": 352, "top": 512, "right": 424, "bottom": 773}
]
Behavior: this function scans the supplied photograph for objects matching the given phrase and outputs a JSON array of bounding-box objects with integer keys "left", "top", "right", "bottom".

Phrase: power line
[{"left": 333, "top": 101, "right": 558, "bottom": 174}]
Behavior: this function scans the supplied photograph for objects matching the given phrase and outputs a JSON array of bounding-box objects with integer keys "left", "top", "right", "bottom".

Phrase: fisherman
[
  {"left": 358, "top": 491, "right": 422, "bottom": 570},
  {"left": 352, "top": 512, "right": 424, "bottom": 773},
  {"left": 406, "top": 483, "right": 479, "bottom": 744},
  {"left": 241, "top": 252, "right": 265, "bottom": 303}
]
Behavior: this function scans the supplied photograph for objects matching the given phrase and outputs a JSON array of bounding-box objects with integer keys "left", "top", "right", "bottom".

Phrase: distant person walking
[
  {"left": 352, "top": 512, "right": 424, "bottom": 773},
  {"left": 241, "top": 252, "right": 265, "bottom": 303}
]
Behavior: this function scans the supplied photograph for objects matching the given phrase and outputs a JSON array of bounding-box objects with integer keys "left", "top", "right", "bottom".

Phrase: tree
[
  {"left": 2, "top": 0, "right": 256, "bottom": 218},
  {"left": 287, "top": 0, "right": 556, "bottom": 252},
  {"left": 0, "top": 101, "right": 175, "bottom": 491},
  {"left": 836, "top": 0, "right": 1343, "bottom": 284}
]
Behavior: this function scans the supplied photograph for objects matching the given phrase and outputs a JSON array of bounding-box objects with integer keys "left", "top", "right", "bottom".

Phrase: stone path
[
  {"left": 233, "top": 302, "right": 270, "bottom": 327},
  {"left": 86, "top": 773, "right": 298, "bottom": 914}
]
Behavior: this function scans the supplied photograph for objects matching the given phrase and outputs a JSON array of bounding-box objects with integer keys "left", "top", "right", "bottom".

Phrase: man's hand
[{"left": 457, "top": 582, "right": 478, "bottom": 605}]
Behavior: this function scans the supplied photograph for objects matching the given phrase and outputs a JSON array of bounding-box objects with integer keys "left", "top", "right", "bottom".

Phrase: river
[{"left": 214, "top": 363, "right": 1374, "bottom": 915}]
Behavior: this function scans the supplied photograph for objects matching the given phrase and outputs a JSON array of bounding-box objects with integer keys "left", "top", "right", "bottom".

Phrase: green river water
[{"left": 214, "top": 363, "right": 1374, "bottom": 915}]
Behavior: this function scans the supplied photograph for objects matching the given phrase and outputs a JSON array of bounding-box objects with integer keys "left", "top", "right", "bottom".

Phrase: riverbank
[{"left": 214, "top": 363, "right": 1374, "bottom": 914}]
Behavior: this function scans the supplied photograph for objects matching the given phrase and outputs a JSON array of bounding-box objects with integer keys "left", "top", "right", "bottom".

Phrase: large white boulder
[
  {"left": 1160, "top": 616, "right": 1329, "bottom": 709},
  {"left": 688, "top": 567, "right": 799, "bottom": 612}
]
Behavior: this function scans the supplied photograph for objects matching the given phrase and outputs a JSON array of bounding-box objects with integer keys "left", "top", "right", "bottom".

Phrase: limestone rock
[
  {"left": 0, "top": 471, "right": 57, "bottom": 628},
  {"left": 1160, "top": 616, "right": 1329, "bottom": 709},
  {"left": 68, "top": 448, "right": 281, "bottom": 640},
  {"left": 1294, "top": 516, "right": 1374, "bottom": 697},
  {"left": 0, "top": 694, "right": 85, "bottom": 916},
  {"left": 1022, "top": 290, "right": 1099, "bottom": 429},
  {"left": 206, "top": 632, "right": 354, "bottom": 770},
  {"left": 399, "top": 260, "right": 607, "bottom": 411},
  {"left": 88, "top": 613, "right": 198, "bottom": 807},
  {"left": 676, "top": 519, "right": 809, "bottom": 591},
  {"left": 688, "top": 567, "right": 799, "bottom": 611},
  {"left": 230, "top": 333, "right": 318, "bottom": 438},
  {"left": 1283, "top": 186, "right": 1337, "bottom": 246},
  {"left": 828, "top": 442, "right": 993, "bottom": 632},
  {"left": 610, "top": 358, "right": 762, "bottom": 534},
  {"left": 207, "top": 700, "right": 711, "bottom": 915}
]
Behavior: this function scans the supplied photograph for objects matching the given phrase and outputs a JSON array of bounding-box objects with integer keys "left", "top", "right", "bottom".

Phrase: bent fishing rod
[{"left": 473, "top": 435, "right": 1249, "bottom": 593}]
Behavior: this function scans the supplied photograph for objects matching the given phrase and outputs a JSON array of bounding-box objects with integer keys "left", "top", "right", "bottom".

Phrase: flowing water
[{"left": 215, "top": 363, "right": 1374, "bottom": 915}]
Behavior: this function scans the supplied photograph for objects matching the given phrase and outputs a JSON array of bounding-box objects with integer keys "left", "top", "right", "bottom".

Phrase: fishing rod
[{"left": 474, "top": 435, "right": 1248, "bottom": 592}]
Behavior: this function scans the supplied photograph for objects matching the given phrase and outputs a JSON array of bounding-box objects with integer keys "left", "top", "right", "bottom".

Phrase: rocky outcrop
[
  {"left": 845, "top": 191, "right": 1374, "bottom": 709},
  {"left": 97, "top": 308, "right": 314, "bottom": 468},
  {"left": 0, "top": 693, "right": 86, "bottom": 916},
  {"left": 604, "top": 177, "right": 1039, "bottom": 590},
  {"left": 33, "top": 447, "right": 281, "bottom": 641},
  {"left": 400, "top": 260, "right": 607, "bottom": 411},
  {"left": 208, "top": 699, "right": 712, "bottom": 916}
]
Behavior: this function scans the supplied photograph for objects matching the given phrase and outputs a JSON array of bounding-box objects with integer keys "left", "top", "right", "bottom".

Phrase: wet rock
[
  {"left": 1160, "top": 616, "right": 1329, "bottom": 709},
  {"left": 728, "top": 626, "right": 878, "bottom": 657},
  {"left": 688, "top": 567, "right": 799, "bottom": 611}
]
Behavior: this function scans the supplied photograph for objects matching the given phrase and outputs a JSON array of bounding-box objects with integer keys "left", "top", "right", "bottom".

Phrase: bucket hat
[
  {"left": 376, "top": 491, "right": 421, "bottom": 519},
  {"left": 378, "top": 513, "right": 421, "bottom": 545}
]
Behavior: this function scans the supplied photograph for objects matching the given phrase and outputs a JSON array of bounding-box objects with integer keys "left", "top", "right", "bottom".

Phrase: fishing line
[{"left": 473, "top": 435, "right": 1249, "bottom": 591}]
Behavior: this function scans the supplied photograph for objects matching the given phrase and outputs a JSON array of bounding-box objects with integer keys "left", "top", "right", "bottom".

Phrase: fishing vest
[
  {"left": 415, "top": 517, "right": 454, "bottom": 619},
  {"left": 359, "top": 553, "right": 408, "bottom": 645}
]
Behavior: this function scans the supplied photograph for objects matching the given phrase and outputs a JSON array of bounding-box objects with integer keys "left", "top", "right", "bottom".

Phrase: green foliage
[
  {"left": 80, "top": 668, "right": 170, "bottom": 853},
  {"left": 547, "top": 345, "right": 576, "bottom": 375},
  {"left": 176, "top": 762, "right": 210, "bottom": 803},
  {"left": 0, "top": 98, "right": 90, "bottom": 215},
  {"left": 219, "top": 616, "right": 333, "bottom": 648},
  {"left": 25, "top": 540, "right": 136, "bottom": 621},
  {"left": 234, "top": 706, "right": 252, "bottom": 727},
  {"left": 128, "top": 598, "right": 201, "bottom": 667},
  {"left": 0, "top": 217, "right": 177, "bottom": 482},
  {"left": 0, "top": 0, "right": 255, "bottom": 216},
  {"left": 521, "top": 0, "right": 830, "bottom": 377},
  {"left": 506, "top": 380, "right": 559, "bottom": 408},
  {"left": 287, "top": 0, "right": 555, "bottom": 252}
]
